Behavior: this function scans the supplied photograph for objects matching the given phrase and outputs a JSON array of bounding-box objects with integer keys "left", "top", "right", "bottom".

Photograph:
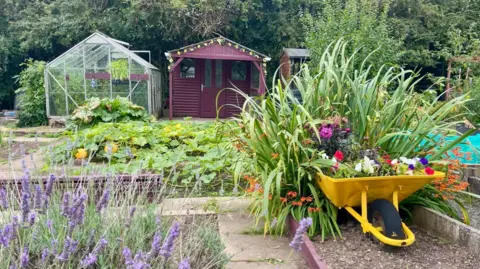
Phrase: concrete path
[{"left": 218, "top": 213, "right": 308, "bottom": 268}]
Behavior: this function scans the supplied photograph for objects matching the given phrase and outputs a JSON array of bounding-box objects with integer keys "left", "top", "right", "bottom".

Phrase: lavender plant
[{"left": 0, "top": 163, "right": 229, "bottom": 268}]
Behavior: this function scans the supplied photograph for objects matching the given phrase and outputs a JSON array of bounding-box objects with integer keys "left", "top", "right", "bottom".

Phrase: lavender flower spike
[
  {"left": 289, "top": 217, "right": 313, "bottom": 251},
  {"left": 34, "top": 185, "right": 42, "bottom": 209},
  {"left": 0, "top": 188, "right": 8, "bottom": 209},
  {"left": 147, "top": 232, "right": 162, "bottom": 261},
  {"left": 21, "top": 192, "right": 30, "bottom": 223},
  {"left": 20, "top": 247, "right": 29, "bottom": 268},
  {"left": 21, "top": 169, "right": 31, "bottom": 196},
  {"left": 45, "top": 174, "right": 56, "bottom": 197},
  {"left": 41, "top": 248, "right": 49, "bottom": 263},
  {"left": 123, "top": 247, "right": 133, "bottom": 266},
  {"left": 80, "top": 253, "right": 97, "bottom": 267},
  {"left": 61, "top": 192, "right": 71, "bottom": 217},
  {"left": 57, "top": 237, "right": 78, "bottom": 261},
  {"left": 28, "top": 212, "right": 36, "bottom": 226},
  {"left": 160, "top": 222, "right": 181, "bottom": 259},
  {"left": 178, "top": 258, "right": 191, "bottom": 269},
  {"left": 96, "top": 189, "right": 110, "bottom": 213},
  {"left": 125, "top": 207, "right": 136, "bottom": 228}
]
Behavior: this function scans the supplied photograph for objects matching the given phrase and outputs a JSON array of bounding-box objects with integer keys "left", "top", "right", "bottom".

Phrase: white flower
[
  {"left": 363, "top": 156, "right": 375, "bottom": 174},
  {"left": 332, "top": 157, "right": 337, "bottom": 163},
  {"left": 355, "top": 162, "right": 362, "bottom": 172},
  {"left": 321, "top": 153, "right": 329, "bottom": 159},
  {"left": 400, "top": 157, "right": 408, "bottom": 163},
  {"left": 391, "top": 159, "right": 398, "bottom": 165}
]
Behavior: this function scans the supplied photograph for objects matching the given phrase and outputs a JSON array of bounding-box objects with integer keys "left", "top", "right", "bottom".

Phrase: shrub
[
  {"left": 15, "top": 60, "right": 48, "bottom": 127},
  {"left": 69, "top": 97, "right": 152, "bottom": 129}
]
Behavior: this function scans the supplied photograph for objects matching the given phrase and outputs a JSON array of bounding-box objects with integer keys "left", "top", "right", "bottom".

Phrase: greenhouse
[{"left": 45, "top": 32, "right": 162, "bottom": 117}]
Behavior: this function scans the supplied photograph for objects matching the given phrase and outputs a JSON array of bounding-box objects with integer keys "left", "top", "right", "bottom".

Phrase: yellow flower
[
  {"left": 175, "top": 123, "right": 182, "bottom": 129},
  {"left": 75, "top": 149, "right": 88, "bottom": 159},
  {"left": 104, "top": 143, "right": 118, "bottom": 154},
  {"left": 164, "top": 126, "right": 172, "bottom": 132}
]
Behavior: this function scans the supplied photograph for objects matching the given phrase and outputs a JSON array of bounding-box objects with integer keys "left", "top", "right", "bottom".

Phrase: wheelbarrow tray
[{"left": 316, "top": 172, "right": 445, "bottom": 208}]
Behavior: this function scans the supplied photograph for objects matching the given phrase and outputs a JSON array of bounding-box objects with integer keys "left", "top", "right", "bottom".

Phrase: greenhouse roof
[{"left": 46, "top": 32, "right": 158, "bottom": 70}]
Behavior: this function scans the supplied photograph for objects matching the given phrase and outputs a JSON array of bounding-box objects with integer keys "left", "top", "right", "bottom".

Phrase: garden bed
[{"left": 312, "top": 224, "right": 480, "bottom": 269}]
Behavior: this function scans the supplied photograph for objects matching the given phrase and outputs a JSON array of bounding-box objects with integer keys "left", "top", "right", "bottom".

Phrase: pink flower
[{"left": 319, "top": 126, "right": 333, "bottom": 139}]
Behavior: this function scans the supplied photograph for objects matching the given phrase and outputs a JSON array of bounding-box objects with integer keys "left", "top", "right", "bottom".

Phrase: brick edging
[{"left": 288, "top": 215, "right": 328, "bottom": 269}]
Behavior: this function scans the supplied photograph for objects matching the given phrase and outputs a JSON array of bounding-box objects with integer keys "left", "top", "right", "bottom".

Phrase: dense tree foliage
[{"left": 1, "top": 0, "right": 480, "bottom": 110}]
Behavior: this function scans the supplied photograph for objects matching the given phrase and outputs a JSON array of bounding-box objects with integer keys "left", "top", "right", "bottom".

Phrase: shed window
[
  {"left": 180, "top": 59, "right": 195, "bottom": 78},
  {"left": 251, "top": 63, "right": 260, "bottom": 89},
  {"left": 231, "top": 61, "right": 246, "bottom": 80}
]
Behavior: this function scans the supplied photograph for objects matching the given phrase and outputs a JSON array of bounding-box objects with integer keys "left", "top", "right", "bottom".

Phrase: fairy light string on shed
[{"left": 166, "top": 37, "right": 270, "bottom": 75}]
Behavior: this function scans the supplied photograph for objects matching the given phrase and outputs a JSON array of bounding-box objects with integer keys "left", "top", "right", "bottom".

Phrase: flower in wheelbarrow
[
  {"left": 333, "top": 150, "right": 344, "bottom": 162},
  {"left": 319, "top": 126, "right": 333, "bottom": 139},
  {"left": 424, "top": 167, "right": 435, "bottom": 175},
  {"left": 75, "top": 149, "right": 88, "bottom": 159},
  {"left": 289, "top": 217, "right": 313, "bottom": 251},
  {"left": 419, "top": 157, "right": 429, "bottom": 166}
]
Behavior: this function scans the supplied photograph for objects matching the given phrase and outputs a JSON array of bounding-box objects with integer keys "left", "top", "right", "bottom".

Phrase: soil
[
  {"left": 313, "top": 224, "right": 480, "bottom": 269},
  {"left": 0, "top": 141, "right": 39, "bottom": 161}
]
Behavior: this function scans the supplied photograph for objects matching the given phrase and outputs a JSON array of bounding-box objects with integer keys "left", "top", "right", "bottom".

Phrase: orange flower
[
  {"left": 287, "top": 191, "right": 297, "bottom": 198},
  {"left": 300, "top": 197, "right": 313, "bottom": 203},
  {"left": 308, "top": 207, "right": 321, "bottom": 213},
  {"left": 280, "top": 197, "right": 287, "bottom": 203},
  {"left": 271, "top": 153, "right": 279, "bottom": 159},
  {"left": 292, "top": 201, "right": 303, "bottom": 206},
  {"left": 260, "top": 133, "right": 268, "bottom": 138}
]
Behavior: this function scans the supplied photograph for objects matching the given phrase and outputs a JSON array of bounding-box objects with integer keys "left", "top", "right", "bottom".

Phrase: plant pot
[{"left": 315, "top": 172, "right": 445, "bottom": 208}]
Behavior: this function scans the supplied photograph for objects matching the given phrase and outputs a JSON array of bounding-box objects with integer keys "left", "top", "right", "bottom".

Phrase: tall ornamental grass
[{"left": 227, "top": 40, "right": 473, "bottom": 240}]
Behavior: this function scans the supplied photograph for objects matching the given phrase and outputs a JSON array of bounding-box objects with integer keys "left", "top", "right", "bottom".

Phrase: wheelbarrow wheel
[{"left": 367, "top": 199, "right": 405, "bottom": 243}]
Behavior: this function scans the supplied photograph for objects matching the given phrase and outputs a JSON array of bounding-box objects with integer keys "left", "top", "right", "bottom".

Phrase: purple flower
[
  {"left": 28, "top": 212, "right": 36, "bottom": 226},
  {"left": 34, "top": 185, "right": 42, "bottom": 209},
  {"left": 96, "top": 189, "right": 110, "bottom": 213},
  {"left": 147, "top": 232, "right": 162, "bottom": 260},
  {"left": 271, "top": 218, "right": 278, "bottom": 228},
  {"left": 345, "top": 128, "right": 351, "bottom": 133},
  {"left": 20, "top": 247, "right": 29, "bottom": 268},
  {"left": 419, "top": 158, "right": 429, "bottom": 166},
  {"left": 80, "top": 253, "right": 97, "bottom": 267},
  {"left": 289, "top": 217, "right": 312, "bottom": 251},
  {"left": 21, "top": 192, "right": 30, "bottom": 223},
  {"left": 123, "top": 247, "right": 133, "bottom": 266},
  {"left": 155, "top": 215, "right": 161, "bottom": 227},
  {"left": 45, "top": 174, "right": 55, "bottom": 197},
  {"left": 61, "top": 192, "right": 71, "bottom": 217},
  {"left": 408, "top": 164, "right": 415, "bottom": 170},
  {"left": 21, "top": 170, "right": 31, "bottom": 196},
  {"left": 57, "top": 237, "right": 78, "bottom": 261},
  {"left": 178, "top": 258, "right": 191, "bottom": 269},
  {"left": 160, "top": 222, "right": 180, "bottom": 259},
  {"left": 0, "top": 188, "right": 8, "bottom": 209},
  {"left": 319, "top": 126, "right": 333, "bottom": 139},
  {"left": 0, "top": 224, "right": 13, "bottom": 247},
  {"left": 41, "top": 248, "right": 49, "bottom": 263},
  {"left": 132, "top": 251, "right": 150, "bottom": 269},
  {"left": 126, "top": 207, "right": 136, "bottom": 228}
]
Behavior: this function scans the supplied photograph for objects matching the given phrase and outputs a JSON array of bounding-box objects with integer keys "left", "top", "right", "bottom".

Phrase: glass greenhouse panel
[{"left": 131, "top": 81, "right": 148, "bottom": 109}]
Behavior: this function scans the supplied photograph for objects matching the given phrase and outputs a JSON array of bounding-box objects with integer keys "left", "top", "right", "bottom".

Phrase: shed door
[{"left": 201, "top": 59, "right": 225, "bottom": 118}]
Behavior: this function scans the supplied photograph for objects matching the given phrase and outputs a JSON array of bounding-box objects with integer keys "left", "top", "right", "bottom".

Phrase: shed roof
[
  {"left": 282, "top": 48, "right": 310, "bottom": 58},
  {"left": 46, "top": 32, "right": 158, "bottom": 70},
  {"left": 165, "top": 35, "right": 271, "bottom": 62}
]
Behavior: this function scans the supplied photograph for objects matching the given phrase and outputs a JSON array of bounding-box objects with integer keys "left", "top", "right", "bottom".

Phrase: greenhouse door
[{"left": 201, "top": 59, "right": 225, "bottom": 118}]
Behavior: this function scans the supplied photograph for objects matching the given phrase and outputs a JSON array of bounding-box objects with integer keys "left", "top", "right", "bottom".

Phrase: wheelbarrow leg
[{"left": 361, "top": 187, "right": 368, "bottom": 233}]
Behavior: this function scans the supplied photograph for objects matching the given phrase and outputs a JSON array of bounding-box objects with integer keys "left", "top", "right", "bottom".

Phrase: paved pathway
[{"left": 218, "top": 213, "right": 308, "bottom": 268}]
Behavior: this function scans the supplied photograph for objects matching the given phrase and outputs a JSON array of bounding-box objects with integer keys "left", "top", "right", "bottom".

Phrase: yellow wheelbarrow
[{"left": 316, "top": 172, "right": 445, "bottom": 247}]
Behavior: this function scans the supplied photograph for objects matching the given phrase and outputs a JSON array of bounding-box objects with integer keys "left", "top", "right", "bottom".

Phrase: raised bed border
[
  {"left": 288, "top": 215, "right": 328, "bottom": 269},
  {"left": 412, "top": 206, "right": 480, "bottom": 256}
]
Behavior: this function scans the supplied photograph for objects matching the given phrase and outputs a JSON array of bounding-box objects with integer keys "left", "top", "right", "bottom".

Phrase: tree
[{"left": 306, "top": 0, "right": 402, "bottom": 71}]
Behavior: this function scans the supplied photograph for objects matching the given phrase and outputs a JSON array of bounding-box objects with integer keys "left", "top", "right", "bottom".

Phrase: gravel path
[{"left": 313, "top": 225, "right": 480, "bottom": 269}]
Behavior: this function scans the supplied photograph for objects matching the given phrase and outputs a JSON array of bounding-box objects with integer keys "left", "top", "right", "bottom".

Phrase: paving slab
[{"left": 218, "top": 213, "right": 308, "bottom": 268}]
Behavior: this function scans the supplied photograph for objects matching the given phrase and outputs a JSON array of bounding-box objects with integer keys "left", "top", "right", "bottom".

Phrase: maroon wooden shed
[{"left": 165, "top": 36, "right": 270, "bottom": 119}]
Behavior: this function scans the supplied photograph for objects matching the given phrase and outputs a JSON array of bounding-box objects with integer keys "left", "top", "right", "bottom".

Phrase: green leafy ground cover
[{"left": 50, "top": 120, "right": 244, "bottom": 192}]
